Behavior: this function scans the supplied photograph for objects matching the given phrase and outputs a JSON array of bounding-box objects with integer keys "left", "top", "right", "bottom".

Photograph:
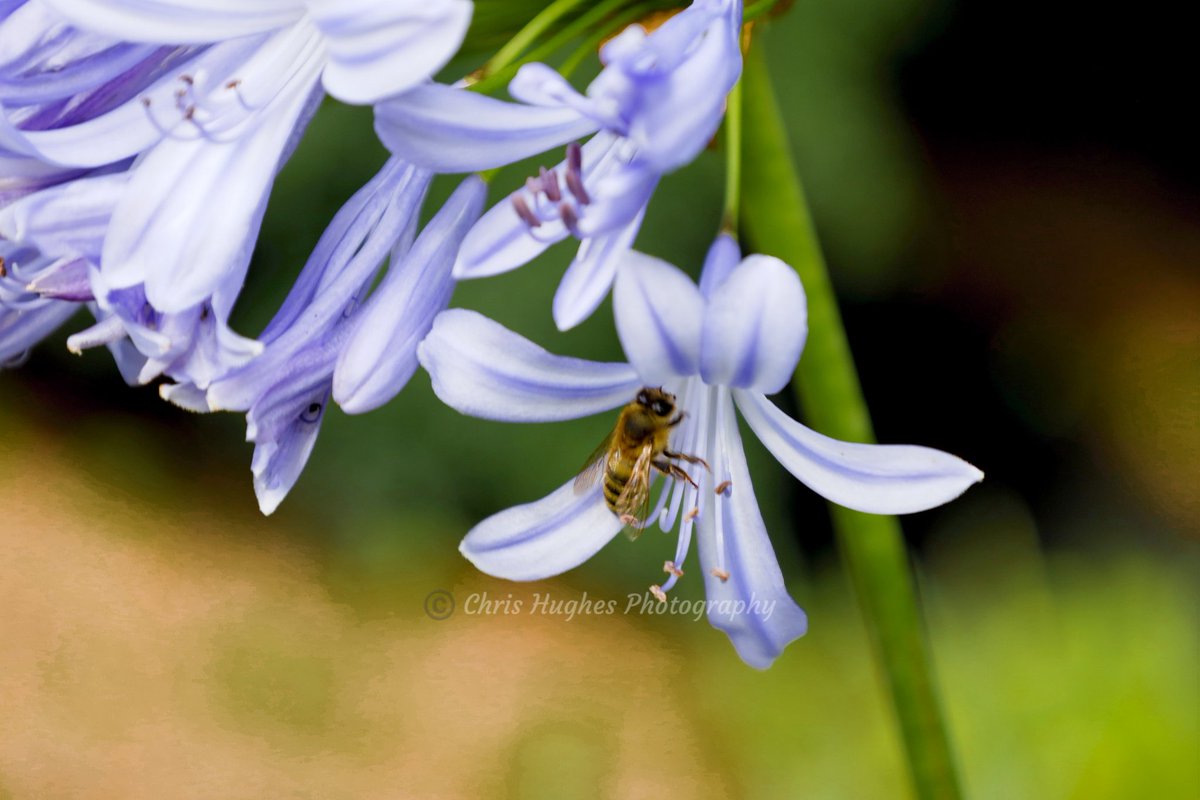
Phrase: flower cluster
[{"left": 0, "top": 0, "right": 982, "bottom": 667}]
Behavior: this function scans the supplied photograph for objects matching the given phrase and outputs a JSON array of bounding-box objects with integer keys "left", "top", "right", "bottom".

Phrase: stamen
[
  {"left": 559, "top": 202, "right": 583, "bottom": 238},
  {"left": 663, "top": 561, "right": 684, "bottom": 577},
  {"left": 649, "top": 585, "right": 667, "bottom": 603},
  {"left": 141, "top": 97, "right": 151, "bottom": 108},
  {"left": 179, "top": 74, "right": 194, "bottom": 86},
  {"left": 564, "top": 142, "right": 591, "bottom": 205},
  {"left": 684, "top": 507, "right": 699, "bottom": 521},
  {"left": 0, "top": 256, "right": 6, "bottom": 278},
  {"left": 183, "top": 104, "right": 196, "bottom": 121},
  {"left": 710, "top": 568, "right": 730, "bottom": 582},
  {"left": 511, "top": 195, "right": 542, "bottom": 228},
  {"left": 224, "top": 79, "right": 241, "bottom": 89},
  {"left": 714, "top": 480, "right": 732, "bottom": 496},
  {"left": 539, "top": 167, "right": 561, "bottom": 202}
]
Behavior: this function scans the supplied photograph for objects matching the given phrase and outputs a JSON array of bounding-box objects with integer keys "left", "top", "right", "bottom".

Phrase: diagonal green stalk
[{"left": 738, "top": 43, "right": 963, "bottom": 800}]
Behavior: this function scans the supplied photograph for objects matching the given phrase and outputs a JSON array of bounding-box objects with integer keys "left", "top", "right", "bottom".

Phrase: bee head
[{"left": 636, "top": 386, "right": 676, "bottom": 418}]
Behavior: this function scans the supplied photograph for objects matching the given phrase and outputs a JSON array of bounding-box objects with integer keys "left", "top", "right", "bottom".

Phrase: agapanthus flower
[
  {"left": 377, "top": 0, "right": 742, "bottom": 330},
  {"left": 0, "top": 0, "right": 471, "bottom": 384},
  {"left": 191, "top": 158, "right": 483, "bottom": 514},
  {"left": 416, "top": 236, "right": 984, "bottom": 667}
]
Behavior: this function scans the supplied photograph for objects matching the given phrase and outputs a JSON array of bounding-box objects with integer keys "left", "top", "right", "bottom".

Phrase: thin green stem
[
  {"left": 739, "top": 43, "right": 963, "bottom": 800},
  {"left": 472, "top": 0, "right": 637, "bottom": 94},
  {"left": 478, "top": 0, "right": 592, "bottom": 80},
  {"left": 721, "top": 74, "right": 743, "bottom": 235},
  {"left": 558, "top": 3, "right": 651, "bottom": 78}
]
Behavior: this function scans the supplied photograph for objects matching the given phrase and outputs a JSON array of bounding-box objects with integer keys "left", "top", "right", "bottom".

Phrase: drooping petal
[
  {"left": 42, "top": 0, "right": 302, "bottom": 43},
  {"left": 700, "top": 254, "right": 806, "bottom": 395},
  {"left": 249, "top": 376, "right": 330, "bottom": 515},
  {"left": 612, "top": 249, "right": 703, "bottom": 384},
  {"left": 309, "top": 0, "right": 472, "bottom": 104},
  {"left": 698, "top": 387, "right": 808, "bottom": 669},
  {"left": 374, "top": 82, "right": 598, "bottom": 172},
  {"left": 551, "top": 208, "right": 643, "bottom": 331},
  {"left": 460, "top": 479, "right": 623, "bottom": 581},
  {"left": 417, "top": 308, "right": 639, "bottom": 422},
  {"left": 333, "top": 175, "right": 484, "bottom": 414},
  {"left": 734, "top": 389, "right": 985, "bottom": 515}
]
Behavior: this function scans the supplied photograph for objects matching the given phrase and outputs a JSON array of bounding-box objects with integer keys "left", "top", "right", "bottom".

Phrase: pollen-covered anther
[
  {"left": 684, "top": 507, "right": 700, "bottom": 522},
  {"left": 710, "top": 567, "right": 730, "bottom": 583},
  {"left": 714, "top": 480, "right": 732, "bottom": 496},
  {"left": 225, "top": 79, "right": 241, "bottom": 89},
  {"left": 663, "top": 561, "right": 684, "bottom": 577},
  {"left": 649, "top": 584, "right": 667, "bottom": 603},
  {"left": 179, "top": 74, "right": 194, "bottom": 86},
  {"left": 0, "top": 256, "right": 6, "bottom": 278}
]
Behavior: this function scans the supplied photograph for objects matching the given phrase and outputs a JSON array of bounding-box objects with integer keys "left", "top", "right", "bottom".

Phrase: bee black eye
[{"left": 652, "top": 401, "right": 670, "bottom": 416}]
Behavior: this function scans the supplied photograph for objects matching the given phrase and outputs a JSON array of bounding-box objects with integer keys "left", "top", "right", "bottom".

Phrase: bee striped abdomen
[{"left": 603, "top": 458, "right": 632, "bottom": 512}]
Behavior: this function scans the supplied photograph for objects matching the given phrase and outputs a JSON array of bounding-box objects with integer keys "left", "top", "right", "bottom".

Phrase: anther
[
  {"left": 710, "top": 568, "right": 730, "bottom": 582},
  {"left": 179, "top": 74, "right": 194, "bottom": 85},
  {"left": 183, "top": 104, "right": 196, "bottom": 121},
  {"left": 649, "top": 585, "right": 667, "bottom": 603},
  {"left": 559, "top": 202, "right": 583, "bottom": 237},
  {"left": 511, "top": 195, "right": 541, "bottom": 228},
  {"left": 714, "top": 480, "right": 732, "bottom": 496},
  {"left": 0, "top": 256, "right": 6, "bottom": 278},
  {"left": 564, "top": 142, "right": 591, "bottom": 205},
  {"left": 684, "top": 508, "right": 699, "bottom": 522},
  {"left": 539, "top": 167, "right": 561, "bottom": 202},
  {"left": 663, "top": 561, "right": 684, "bottom": 578},
  {"left": 141, "top": 97, "right": 151, "bottom": 107},
  {"left": 225, "top": 79, "right": 241, "bottom": 89}
]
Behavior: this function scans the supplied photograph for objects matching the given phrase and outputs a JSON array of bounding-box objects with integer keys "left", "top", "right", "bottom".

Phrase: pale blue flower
[
  {"left": 192, "top": 159, "right": 483, "bottom": 514},
  {"left": 377, "top": 0, "right": 742, "bottom": 330},
  {"left": 0, "top": 0, "right": 471, "bottom": 383},
  {"left": 416, "top": 236, "right": 984, "bottom": 668}
]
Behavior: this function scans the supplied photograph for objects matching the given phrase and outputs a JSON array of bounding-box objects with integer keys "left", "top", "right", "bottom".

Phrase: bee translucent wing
[
  {"left": 574, "top": 430, "right": 615, "bottom": 495},
  {"left": 616, "top": 443, "right": 654, "bottom": 540}
]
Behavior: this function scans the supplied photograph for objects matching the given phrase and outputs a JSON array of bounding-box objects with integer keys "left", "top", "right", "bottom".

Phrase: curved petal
[
  {"left": 735, "top": 389, "right": 985, "bottom": 515},
  {"left": 460, "top": 479, "right": 622, "bottom": 581},
  {"left": 374, "top": 82, "right": 598, "bottom": 172},
  {"left": 417, "top": 308, "right": 639, "bottom": 422},
  {"left": 698, "top": 387, "right": 808, "bottom": 669},
  {"left": 43, "top": 0, "right": 302, "bottom": 43},
  {"left": 698, "top": 232, "right": 740, "bottom": 299},
  {"left": 552, "top": 209, "right": 643, "bottom": 331},
  {"left": 0, "top": 169, "right": 126, "bottom": 264},
  {"left": 311, "top": 0, "right": 471, "bottom": 104},
  {"left": 700, "top": 254, "right": 806, "bottom": 394},
  {"left": 612, "top": 250, "right": 703, "bottom": 384},
  {"left": 103, "top": 49, "right": 324, "bottom": 311},
  {"left": 453, "top": 195, "right": 564, "bottom": 280},
  {"left": 250, "top": 379, "right": 330, "bottom": 515},
  {"left": 332, "top": 175, "right": 484, "bottom": 414}
]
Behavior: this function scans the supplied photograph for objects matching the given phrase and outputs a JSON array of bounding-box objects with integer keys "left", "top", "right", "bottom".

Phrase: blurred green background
[{"left": 1, "top": 1, "right": 1196, "bottom": 798}]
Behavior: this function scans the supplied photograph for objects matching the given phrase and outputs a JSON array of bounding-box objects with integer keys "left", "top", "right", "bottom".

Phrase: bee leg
[
  {"left": 663, "top": 450, "right": 711, "bottom": 472},
  {"left": 667, "top": 411, "right": 688, "bottom": 428},
  {"left": 654, "top": 459, "right": 699, "bottom": 489}
]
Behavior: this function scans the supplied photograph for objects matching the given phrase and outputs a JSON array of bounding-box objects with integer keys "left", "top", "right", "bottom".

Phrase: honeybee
[{"left": 575, "top": 387, "right": 709, "bottom": 535}]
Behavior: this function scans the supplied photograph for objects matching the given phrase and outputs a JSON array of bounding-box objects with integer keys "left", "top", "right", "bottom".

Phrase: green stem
[
  {"left": 739, "top": 43, "right": 963, "bottom": 800},
  {"left": 721, "top": 74, "right": 743, "bottom": 235},
  {"left": 477, "top": 0, "right": 592, "bottom": 81}
]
